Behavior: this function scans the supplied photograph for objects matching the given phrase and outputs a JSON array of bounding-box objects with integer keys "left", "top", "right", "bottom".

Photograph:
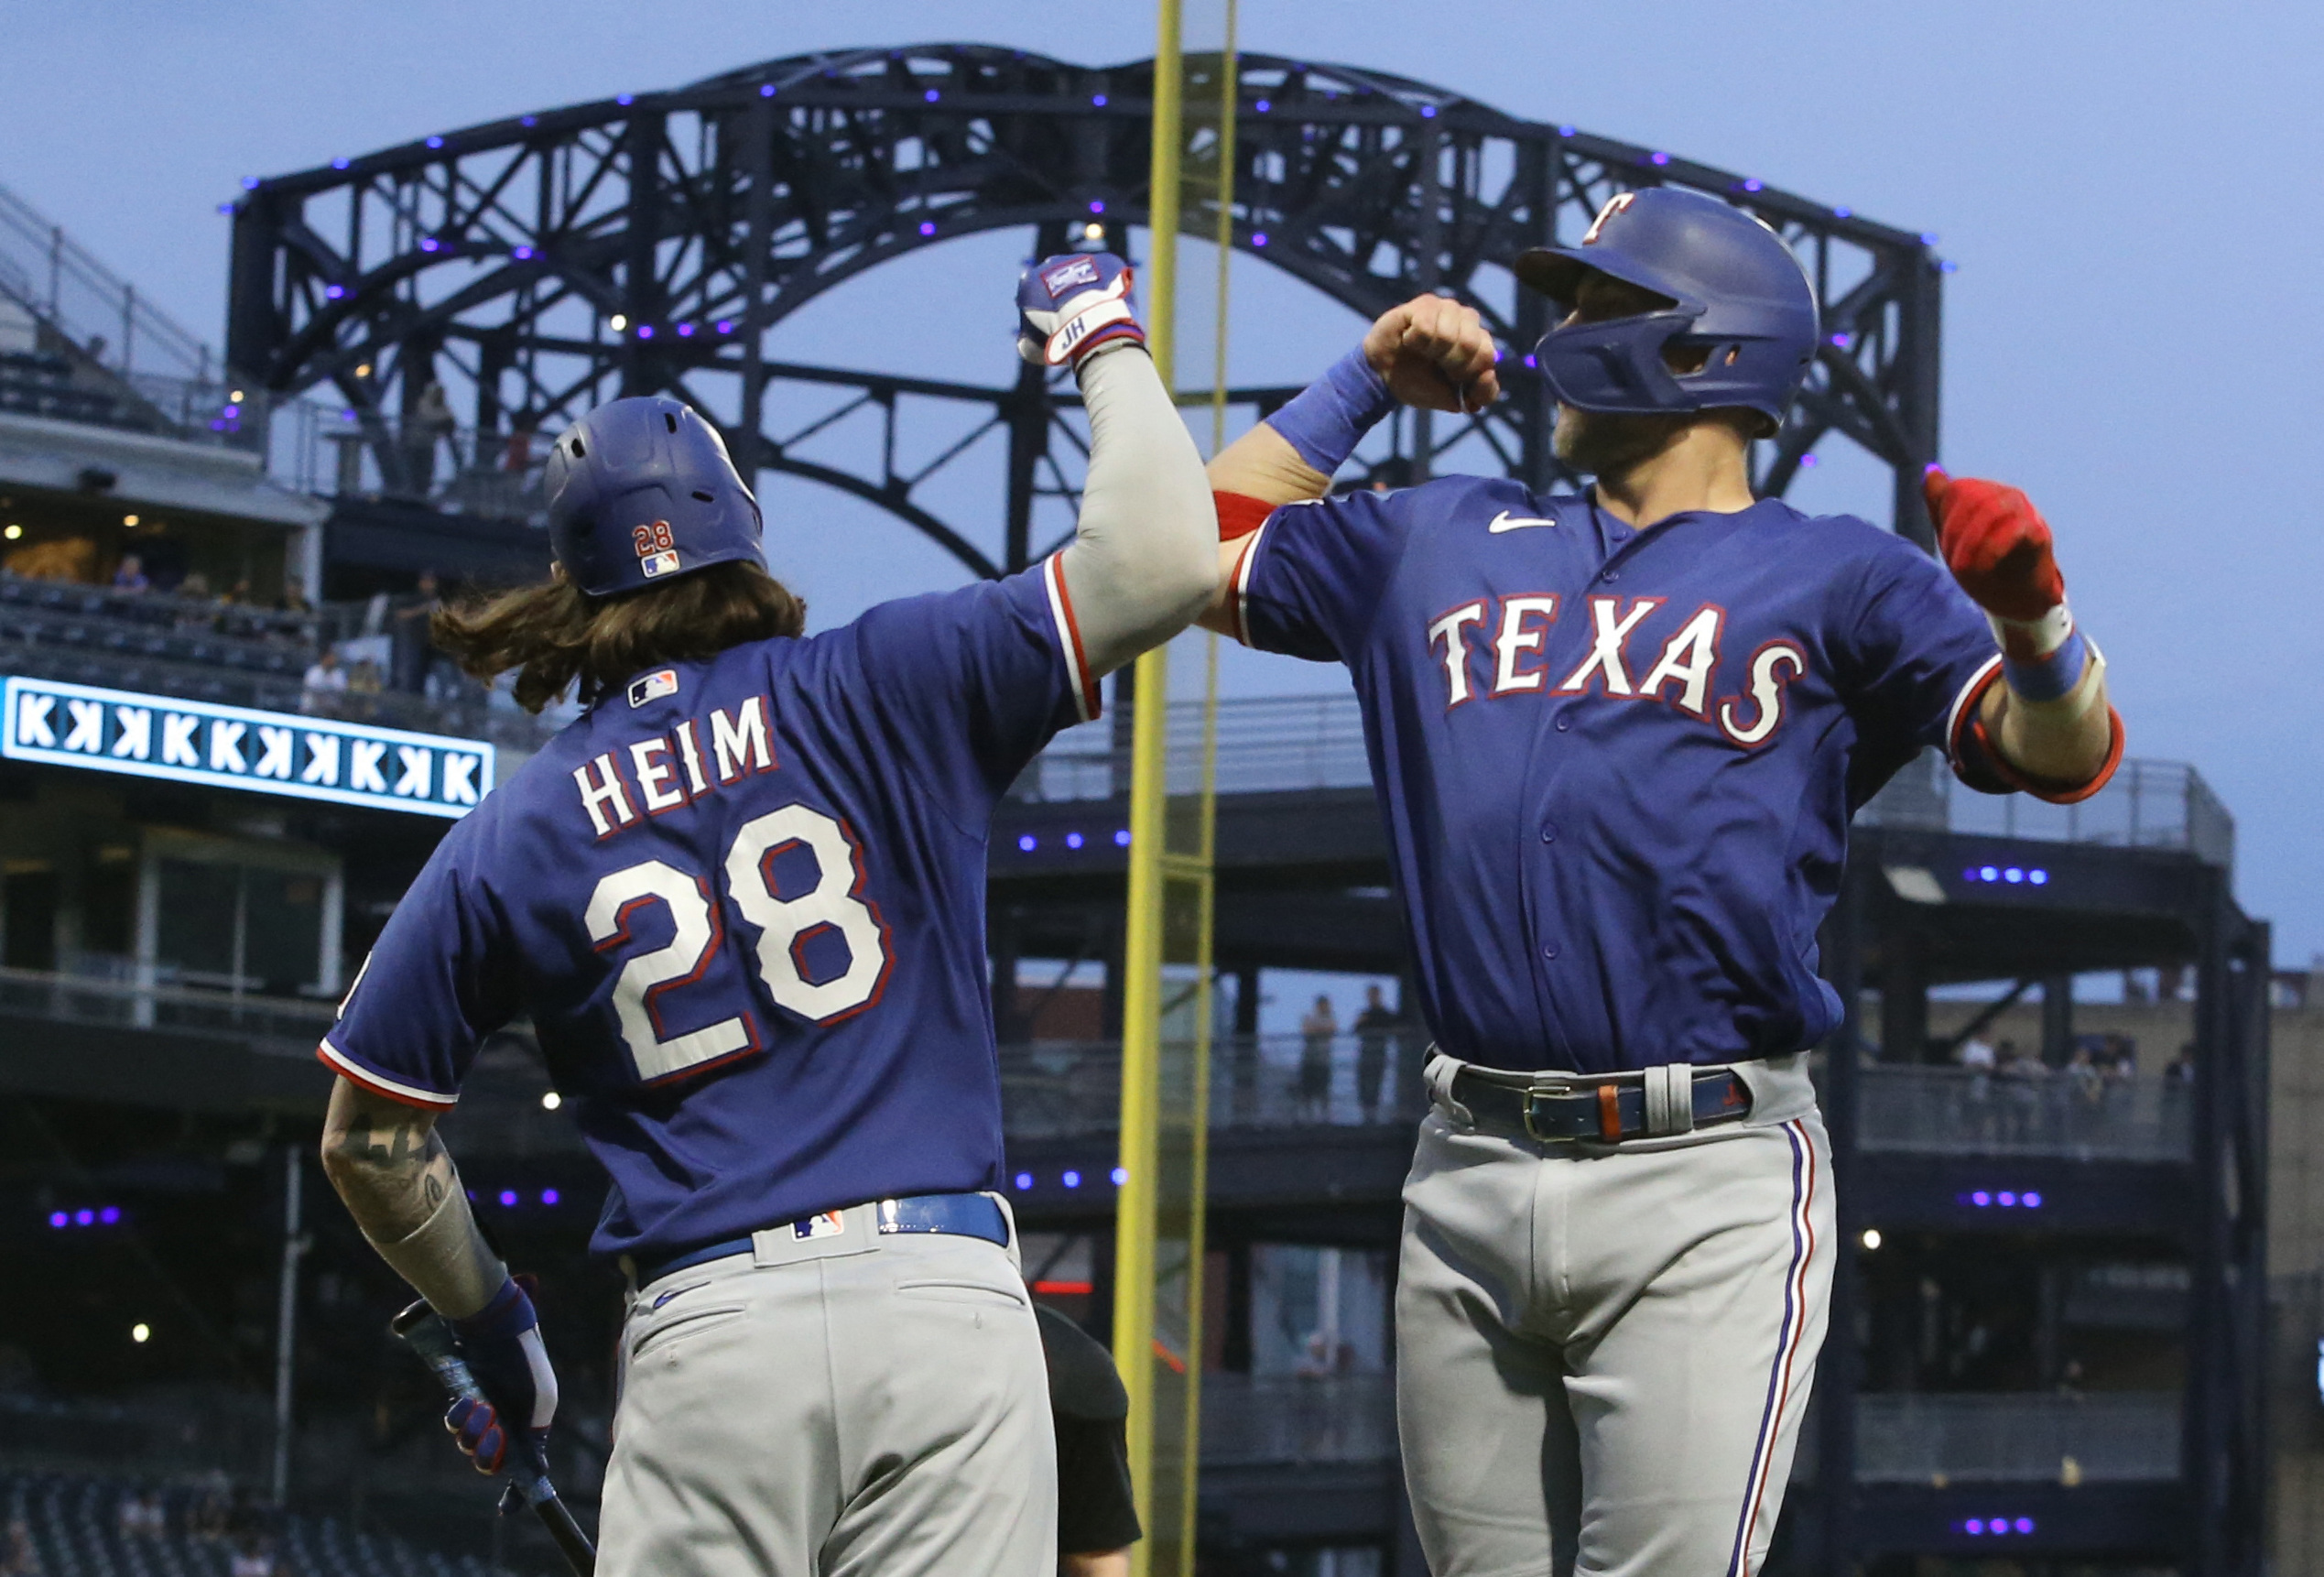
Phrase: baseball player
[
  {"left": 312, "top": 251, "right": 1214, "bottom": 1576},
  {"left": 1199, "top": 187, "right": 2120, "bottom": 1576}
]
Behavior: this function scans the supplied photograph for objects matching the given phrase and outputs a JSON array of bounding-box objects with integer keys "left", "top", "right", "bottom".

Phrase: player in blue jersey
[
  {"left": 313, "top": 252, "right": 1215, "bottom": 1577},
  {"left": 1200, "top": 188, "right": 2120, "bottom": 1576}
]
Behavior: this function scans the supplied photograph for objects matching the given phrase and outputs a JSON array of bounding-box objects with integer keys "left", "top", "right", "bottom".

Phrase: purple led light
[
  {"left": 541, "top": 1189, "right": 560, "bottom": 1205},
  {"left": 1939, "top": 260, "right": 1960, "bottom": 274},
  {"left": 918, "top": 221, "right": 936, "bottom": 236},
  {"left": 498, "top": 1190, "right": 518, "bottom": 1207},
  {"left": 418, "top": 237, "right": 440, "bottom": 253},
  {"left": 1981, "top": 865, "right": 1999, "bottom": 881},
  {"left": 1111, "top": 1167, "right": 1128, "bottom": 1185},
  {"left": 1998, "top": 1191, "right": 2018, "bottom": 1207},
  {"left": 1089, "top": 200, "right": 1106, "bottom": 214},
  {"left": 217, "top": 203, "right": 235, "bottom": 215},
  {"left": 1830, "top": 332, "right": 1852, "bottom": 349},
  {"left": 2024, "top": 1191, "right": 2043, "bottom": 1208},
  {"left": 223, "top": 404, "right": 240, "bottom": 418},
  {"left": 1920, "top": 231, "right": 1939, "bottom": 245},
  {"left": 717, "top": 319, "right": 734, "bottom": 333},
  {"left": 2028, "top": 869, "right": 2048, "bottom": 886},
  {"left": 426, "top": 136, "right": 444, "bottom": 149},
  {"left": 513, "top": 245, "right": 535, "bottom": 261},
  {"left": 2014, "top": 1517, "right": 2035, "bottom": 1534},
  {"left": 1254, "top": 99, "right": 1271, "bottom": 113},
  {"left": 1113, "top": 829, "right": 1131, "bottom": 847},
  {"left": 1018, "top": 834, "right": 1037, "bottom": 853},
  {"left": 325, "top": 285, "right": 345, "bottom": 300},
  {"left": 617, "top": 93, "right": 635, "bottom": 106},
  {"left": 48, "top": 1212, "right": 66, "bottom": 1229},
  {"left": 101, "top": 1207, "right": 121, "bottom": 1224},
  {"left": 1966, "top": 1519, "right": 1986, "bottom": 1536},
  {"left": 1015, "top": 1172, "right": 1034, "bottom": 1191},
  {"left": 1061, "top": 1170, "right": 1081, "bottom": 1189},
  {"left": 1420, "top": 104, "right": 1438, "bottom": 118},
  {"left": 331, "top": 158, "right": 350, "bottom": 171},
  {"left": 74, "top": 1210, "right": 94, "bottom": 1226},
  {"left": 1971, "top": 1191, "right": 1992, "bottom": 1206},
  {"left": 1252, "top": 232, "right": 1269, "bottom": 246},
  {"left": 2004, "top": 867, "right": 2023, "bottom": 883},
  {"left": 924, "top": 89, "right": 940, "bottom": 103},
  {"left": 1833, "top": 205, "right": 1852, "bottom": 218},
  {"left": 1650, "top": 151, "right": 1670, "bottom": 166},
  {"left": 1743, "top": 178, "right": 1764, "bottom": 192},
  {"left": 1800, "top": 454, "right": 1819, "bottom": 468},
  {"left": 760, "top": 84, "right": 776, "bottom": 98},
  {"left": 636, "top": 324, "right": 654, "bottom": 339},
  {"left": 522, "top": 114, "right": 538, "bottom": 126},
  {"left": 1523, "top": 353, "right": 1537, "bottom": 367},
  {"left": 1065, "top": 832, "right": 1084, "bottom": 850},
  {"left": 1092, "top": 93, "right": 1109, "bottom": 106},
  {"left": 677, "top": 322, "right": 696, "bottom": 337},
  {"left": 1558, "top": 124, "right": 1576, "bottom": 136}
]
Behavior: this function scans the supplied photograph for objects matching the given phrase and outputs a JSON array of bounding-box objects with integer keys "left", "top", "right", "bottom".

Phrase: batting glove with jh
[{"left": 1016, "top": 252, "right": 1145, "bottom": 368}]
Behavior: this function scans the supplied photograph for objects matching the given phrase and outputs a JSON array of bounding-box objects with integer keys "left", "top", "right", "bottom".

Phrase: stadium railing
[
  {"left": 1796, "top": 1391, "right": 2181, "bottom": 1485},
  {"left": 1198, "top": 1373, "right": 1398, "bottom": 1468},
  {"left": 1012, "top": 694, "right": 2235, "bottom": 868}
]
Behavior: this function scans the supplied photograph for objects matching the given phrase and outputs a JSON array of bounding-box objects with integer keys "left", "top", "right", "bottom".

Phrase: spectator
[
  {"left": 110, "top": 552, "right": 149, "bottom": 593},
  {"left": 390, "top": 570, "right": 443, "bottom": 694},
  {"left": 504, "top": 409, "right": 541, "bottom": 473},
  {"left": 345, "top": 657, "right": 385, "bottom": 721},
  {"left": 2167, "top": 1043, "right": 2197, "bottom": 1084},
  {"left": 1298, "top": 994, "right": 1338, "bottom": 1119},
  {"left": 1955, "top": 1032, "right": 1996, "bottom": 1073},
  {"left": 1997, "top": 1039, "right": 2047, "bottom": 1143},
  {"left": 227, "top": 1537, "right": 275, "bottom": 1577},
  {"left": 1352, "top": 984, "right": 1397, "bottom": 1120},
  {"left": 413, "top": 379, "right": 458, "bottom": 484},
  {"left": 1, "top": 1517, "right": 36, "bottom": 1575},
  {"left": 1955, "top": 1030, "right": 1998, "bottom": 1142},
  {"left": 299, "top": 647, "right": 348, "bottom": 716}
]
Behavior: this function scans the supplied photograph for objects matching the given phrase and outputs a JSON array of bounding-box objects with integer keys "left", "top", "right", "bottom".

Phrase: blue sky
[{"left": 3, "top": 1, "right": 2318, "bottom": 965}]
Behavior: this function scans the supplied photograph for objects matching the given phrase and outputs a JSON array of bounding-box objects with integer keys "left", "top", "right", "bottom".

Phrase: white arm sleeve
[{"left": 1055, "top": 343, "right": 1219, "bottom": 678}]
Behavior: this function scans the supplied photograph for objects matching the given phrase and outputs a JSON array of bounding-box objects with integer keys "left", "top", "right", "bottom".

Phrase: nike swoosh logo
[{"left": 1488, "top": 511, "right": 1558, "bottom": 533}]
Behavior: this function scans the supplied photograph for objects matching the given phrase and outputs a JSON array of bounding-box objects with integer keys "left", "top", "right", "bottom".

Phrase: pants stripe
[{"left": 1724, "top": 1118, "right": 1819, "bottom": 1577}]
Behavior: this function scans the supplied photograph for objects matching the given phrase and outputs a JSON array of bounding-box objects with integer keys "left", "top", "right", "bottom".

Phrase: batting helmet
[
  {"left": 543, "top": 397, "right": 765, "bottom": 598},
  {"left": 1515, "top": 187, "right": 1818, "bottom": 427}
]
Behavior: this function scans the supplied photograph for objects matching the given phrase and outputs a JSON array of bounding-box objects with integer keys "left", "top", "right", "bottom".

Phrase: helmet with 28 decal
[
  {"left": 1515, "top": 187, "right": 1819, "bottom": 430},
  {"left": 543, "top": 397, "right": 766, "bottom": 598}
]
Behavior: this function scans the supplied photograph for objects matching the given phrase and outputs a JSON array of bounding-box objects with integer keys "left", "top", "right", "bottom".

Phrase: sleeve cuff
[
  {"left": 1946, "top": 658, "right": 2126, "bottom": 805},
  {"left": 317, "top": 1037, "right": 460, "bottom": 1111},
  {"left": 1041, "top": 554, "right": 1102, "bottom": 723}
]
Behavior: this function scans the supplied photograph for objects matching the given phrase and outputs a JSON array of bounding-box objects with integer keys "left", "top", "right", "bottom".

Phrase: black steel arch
[{"left": 227, "top": 43, "right": 1945, "bottom": 579}]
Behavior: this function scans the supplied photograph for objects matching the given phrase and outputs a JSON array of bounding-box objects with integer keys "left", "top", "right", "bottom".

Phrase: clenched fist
[
  {"left": 1923, "top": 468, "right": 2066, "bottom": 625},
  {"left": 1363, "top": 295, "right": 1502, "bottom": 414}
]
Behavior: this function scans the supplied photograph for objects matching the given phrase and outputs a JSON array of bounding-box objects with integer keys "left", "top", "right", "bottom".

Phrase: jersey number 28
[{"left": 582, "top": 804, "right": 890, "bottom": 1083}]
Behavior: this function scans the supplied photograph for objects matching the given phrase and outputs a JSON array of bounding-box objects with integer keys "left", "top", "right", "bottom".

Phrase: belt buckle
[{"left": 1521, "top": 1079, "right": 1569, "bottom": 1144}]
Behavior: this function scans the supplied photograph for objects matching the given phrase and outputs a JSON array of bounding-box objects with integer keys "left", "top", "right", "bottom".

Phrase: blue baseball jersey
[
  {"left": 321, "top": 558, "right": 1100, "bottom": 1263},
  {"left": 1229, "top": 479, "right": 2005, "bottom": 1074}
]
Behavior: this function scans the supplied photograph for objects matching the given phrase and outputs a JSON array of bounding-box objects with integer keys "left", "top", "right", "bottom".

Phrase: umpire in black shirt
[{"left": 1035, "top": 1304, "right": 1143, "bottom": 1575}]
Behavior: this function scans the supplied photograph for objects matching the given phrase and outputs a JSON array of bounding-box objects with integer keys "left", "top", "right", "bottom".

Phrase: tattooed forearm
[{"left": 320, "top": 1075, "right": 505, "bottom": 1320}]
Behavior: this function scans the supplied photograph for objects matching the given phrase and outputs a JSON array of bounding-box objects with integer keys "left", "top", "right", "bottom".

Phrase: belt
[
  {"left": 1450, "top": 1064, "right": 1753, "bottom": 1143},
  {"left": 632, "top": 1191, "right": 1010, "bottom": 1287}
]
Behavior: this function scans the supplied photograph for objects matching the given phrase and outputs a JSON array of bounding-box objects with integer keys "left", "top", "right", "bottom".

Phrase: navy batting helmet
[
  {"left": 1515, "top": 187, "right": 1818, "bottom": 427},
  {"left": 543, "top": 397, "right": 765, "bottom": 598}
]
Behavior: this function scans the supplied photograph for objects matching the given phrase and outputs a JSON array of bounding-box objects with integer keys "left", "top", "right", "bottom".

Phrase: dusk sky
[{"left": 3, "top": 1, "right": 2316, "bottom": 966}]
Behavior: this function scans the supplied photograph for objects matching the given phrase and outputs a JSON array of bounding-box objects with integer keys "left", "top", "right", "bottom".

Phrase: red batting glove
[{"left": 1922, "top": 469, "right": 2065, "bottom": 623}]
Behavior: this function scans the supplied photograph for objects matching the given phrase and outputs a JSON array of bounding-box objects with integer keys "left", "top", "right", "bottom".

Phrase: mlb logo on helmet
[
  {"left": 627, "top": 669, "right": 679, "bottom": 709},
  {"left": 793, "top": 1211, "right": 846, "bottom": 1241},
  {"left": 639, "top": 549, "right": 682, "bottom": 579},
  {"left": 1039, "top": 256, "right": 1102, "bottom": 298}
]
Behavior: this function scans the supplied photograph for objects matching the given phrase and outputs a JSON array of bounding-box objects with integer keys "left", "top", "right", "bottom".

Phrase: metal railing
[
  {"left": 1848, "top": 1392, "right": 2179, "bottom": 1484},
  {"left": 1199, "top": 1373, "right": 1397, "bottom": 1467},
  {"left": 303, "top": 408, "right": 553, "bottom": 521},
  {"left": 0, "top": 182, "right": 217, "bottom": 388},
  {"left": 1015, "top": 693, "right": 2235, "bottom": 867},
  {"left": 0, "top": 963, "right": 335, "bottom": 1055},
  {"left": 1852, "top": 1061, "right": 2190, "bottom": 1162},
  {"left": 1001, "top": 1033, "right": 1430, "bottom": 1139}
]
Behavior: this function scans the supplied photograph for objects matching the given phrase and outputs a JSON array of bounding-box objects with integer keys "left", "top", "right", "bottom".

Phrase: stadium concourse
[{"left": 0, "top": 47, "right": 2306, "bottom": 1577}]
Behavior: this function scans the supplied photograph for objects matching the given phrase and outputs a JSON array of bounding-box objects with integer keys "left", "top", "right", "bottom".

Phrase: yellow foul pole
[{"left": 1110, "top": 0, "right": 1182, "bottom": 1567}]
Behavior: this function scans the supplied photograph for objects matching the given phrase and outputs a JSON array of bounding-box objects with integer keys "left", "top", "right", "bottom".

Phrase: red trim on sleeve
[
  {"left": 1042, "top": 554, "right": 1101, "bottom": 723},
  {"left": 1969, "top": 703, "right": 2126, "bottom": 806},
  {"left": 1214, "top": 490, "right": 1275, "bottom": 541},
  {"left": 1228, "top": 526, "right": 1266, "bottom": 647},
  {"left": 315, "top": 1039, "right": 459, "bottom": 1111}
]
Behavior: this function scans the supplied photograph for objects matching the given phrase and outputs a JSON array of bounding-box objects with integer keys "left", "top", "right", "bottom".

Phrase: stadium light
[
  {"left": 540, "top": 1091, "right": 562, "bottom": 1111},
  {"left": 131, "top": 1323, "right": 151, "bottom": 1344}
]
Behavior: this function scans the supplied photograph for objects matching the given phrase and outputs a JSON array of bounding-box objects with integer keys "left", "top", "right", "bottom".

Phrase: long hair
[{"left": 432, "top": 560, "right": 806, "bottom": 713}]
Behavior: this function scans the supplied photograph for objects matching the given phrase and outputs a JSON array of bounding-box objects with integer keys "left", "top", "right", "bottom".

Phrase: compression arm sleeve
[{"left": 1055, "top": 343, "right": 1219, "bottom": 678}]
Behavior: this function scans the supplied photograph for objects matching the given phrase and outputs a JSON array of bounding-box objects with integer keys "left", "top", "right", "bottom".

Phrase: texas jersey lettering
[
  {"left": 321, "top": 559, "right": 1098, "bottom": 1262},
  {"left": 1228, "top": 476, "right": 2002, "bottom": 1074}
]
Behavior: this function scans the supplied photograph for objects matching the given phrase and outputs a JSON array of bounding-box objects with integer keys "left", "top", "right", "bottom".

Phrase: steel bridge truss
[{"left": 228, "top": 43, "right": 1946, "bottom": 582}]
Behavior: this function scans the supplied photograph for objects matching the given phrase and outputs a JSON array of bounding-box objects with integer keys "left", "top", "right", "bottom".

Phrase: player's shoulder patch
[{"left": 627, "top": 668, "right": 680, "bottom": 708}]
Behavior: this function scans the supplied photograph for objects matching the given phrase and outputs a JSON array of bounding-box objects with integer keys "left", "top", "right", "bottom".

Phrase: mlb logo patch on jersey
[
  {"left": 1039, "top": 256, "right": 1101, "bottom": 298},
  {"left": 793, "top": 1210, "right": 846, "bottom": 1241},
  {"left": 627, "top": 669, "right": 679, "bottom": 709},
  {"left": 639, "top": 549, "right": 682, "bottom": 579}
]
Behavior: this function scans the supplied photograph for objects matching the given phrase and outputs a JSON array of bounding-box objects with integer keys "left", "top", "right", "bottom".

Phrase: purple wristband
[
  {"left": 2002, "top": 626, "right": 2089, "bottom": 703},
  {"left": 1264, "top": 346, "right": 1397, "bottom": 477}
]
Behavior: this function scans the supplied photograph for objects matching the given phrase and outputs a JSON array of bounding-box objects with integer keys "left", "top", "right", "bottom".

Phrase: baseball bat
[{"left": 391, "top": 1300, "right": 598, "bottom": 1577}]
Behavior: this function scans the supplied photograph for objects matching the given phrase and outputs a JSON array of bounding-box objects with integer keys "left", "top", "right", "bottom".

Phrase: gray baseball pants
[
  {"left": 598, "top": 1200, "right": 1056, "bottom": 1577},
  {"left": 1397, "top": 1054, "right": 1834, "bottom": 1577}
]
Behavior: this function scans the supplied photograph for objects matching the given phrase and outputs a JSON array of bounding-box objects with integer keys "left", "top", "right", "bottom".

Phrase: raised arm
[
  {"left": 1016, "top": 253, "right": 1219, "bottom": 678},
  {"left": 1926, "top": 470, "right": 2119, "bottom": 792},
  {"left": 1200, "top": 296, "right": 1501, "bottom": 635}
]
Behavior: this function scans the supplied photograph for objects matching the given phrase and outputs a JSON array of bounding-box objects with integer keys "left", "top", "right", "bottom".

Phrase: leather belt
[
  {"left": 631, "top": 1191, "right": 1009, "bottom": 1287},
  {"left": 1450, "top": 1065, "right": 1754, "bottom": 1143}
]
